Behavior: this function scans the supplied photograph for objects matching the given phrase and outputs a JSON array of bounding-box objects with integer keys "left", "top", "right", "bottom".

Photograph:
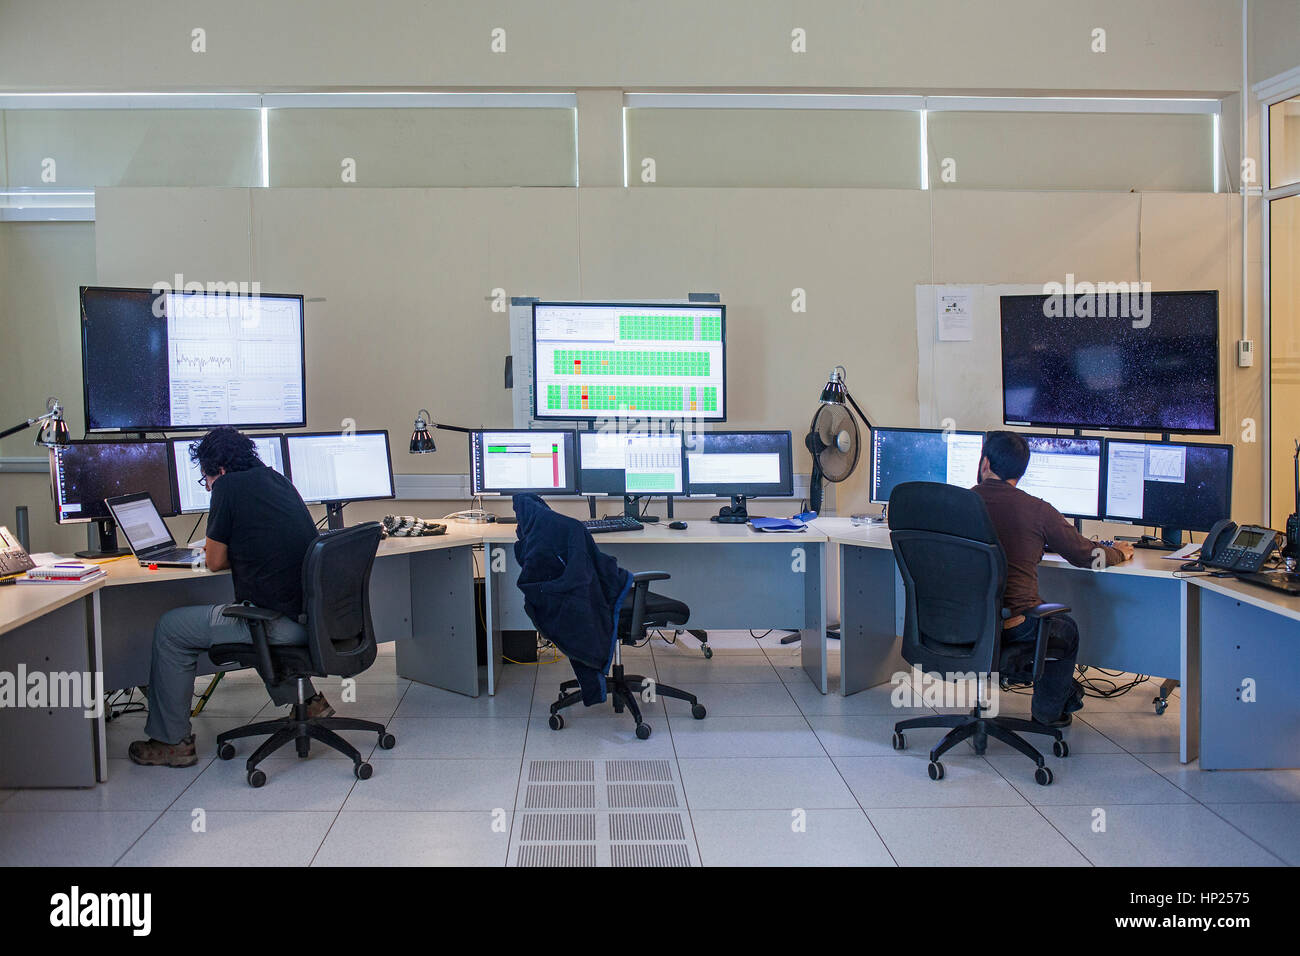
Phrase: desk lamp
[
  {"left": 1, "top": 397, "right": 70, "bottom": 447},
  {"left": 408, "top": 408, "right": 493, "bottom": 523}
]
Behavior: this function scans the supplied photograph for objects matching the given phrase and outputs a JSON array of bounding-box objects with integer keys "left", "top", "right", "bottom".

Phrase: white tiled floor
[{"left": 0, "top": 634, "right": 1294, "bottom": 866}]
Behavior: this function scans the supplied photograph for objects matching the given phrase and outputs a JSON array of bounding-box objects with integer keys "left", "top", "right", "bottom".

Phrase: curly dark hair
[{"left": 189, "top": 426, "right": 263, "bottom": 477}]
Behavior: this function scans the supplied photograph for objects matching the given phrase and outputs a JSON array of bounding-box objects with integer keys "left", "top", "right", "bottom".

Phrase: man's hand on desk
[{"left": 1113, "top": 541, "right": 1135, "bottom": 562}]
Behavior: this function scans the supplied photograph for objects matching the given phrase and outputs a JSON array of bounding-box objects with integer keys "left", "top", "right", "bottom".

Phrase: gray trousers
[{"left": 145, "top": 603, "right": 316, "bottom": 744}]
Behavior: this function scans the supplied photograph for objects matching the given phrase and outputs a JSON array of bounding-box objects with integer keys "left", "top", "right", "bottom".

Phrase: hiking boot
[
  {"left": 128, "top": 735, "right": 198, "bottom": 767},
  {"left": 300, "top": 693, "right": 334, "bottom": 720}
]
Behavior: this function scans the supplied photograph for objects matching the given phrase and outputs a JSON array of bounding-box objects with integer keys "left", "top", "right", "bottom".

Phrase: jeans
[
  {"left": 999, "top": 613, "right": 1083, "bottom": 724},
  {"left": 145, "top": 604, "right": 316, "bottom": 744}
]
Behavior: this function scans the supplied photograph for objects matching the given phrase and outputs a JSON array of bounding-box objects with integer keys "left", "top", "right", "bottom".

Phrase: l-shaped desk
[
  {"left": 2, "top": 516, "right": 1295, "bottom": 786},
  {"left": 812, "top": 516, "right": 1300, "bottom": 771}
]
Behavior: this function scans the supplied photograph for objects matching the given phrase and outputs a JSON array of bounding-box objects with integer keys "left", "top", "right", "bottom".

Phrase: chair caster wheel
[
  {"left": 548, "top": 714, "right": 564, "bottom": 731},
  {"left": 691, "top": 703, "right": 707, "bottom": 719},
  {"left": 355, "top": 762, "right": 373, "bottom": 780},
  {"left": 702, "top": 646, "right": 713, "bottom": 659},
  {"left": 218, "top": 742, "right": 236, "bottom": 760},
  {"left": 1035, "top": 766, "right": 1053, "bottom": 786},
  {"left": 927, "top": 761, "right": 944, "bottom": 781},
  {"left": 378, "top": 732, "right": 396, "bottom": 750},
  {"left": 1053, "top": 739, "right": 1069, "bottom": 758},
  {"left": 247, "top": 768, "right": 266, "bottom": 788},
  {"left": 892, "top": 732, "right": 906, "bottom": 751},
  {"left": 635, "top": 723, "right": 652, "bottom": 740},
  {"left": 1153, "top": 697, "right": 1168, "bottom": 715}
]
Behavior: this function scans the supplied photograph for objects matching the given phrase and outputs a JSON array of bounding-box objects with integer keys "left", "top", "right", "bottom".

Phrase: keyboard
[
  {"left": 583, "top": 516, "right": 645, "bottom": 534},
  {"left": 142, "top": 547, "right": 199, "bottom": 565}
]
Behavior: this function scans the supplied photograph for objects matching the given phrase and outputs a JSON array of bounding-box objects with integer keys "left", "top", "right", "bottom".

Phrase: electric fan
[{"left": 804, "top": 366, "right": 871, "bottom": 514}]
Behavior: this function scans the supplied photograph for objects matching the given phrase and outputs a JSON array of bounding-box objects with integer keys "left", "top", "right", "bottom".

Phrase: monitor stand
[
  {"left": 1132, "top": 528, "right": 1183, "bottom": 551},
  {"left": 324, "top": 502, "right": 347, "bottom": 531},
  {"left": 711, "top": 494, "right": 750, "bottom": 524},
  {"left": 76, "top": 518, "right": 130, "bottom": 559},
  {"left": 624, "top": 495, "right": 659, "bottom": 523}
]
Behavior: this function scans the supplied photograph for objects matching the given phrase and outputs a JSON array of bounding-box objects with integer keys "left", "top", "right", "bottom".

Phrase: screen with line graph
[
  {"left": 532, "top": 302, "right": 726, "bottom": 421},
  {"left": 81, "top": 286, "right": 307, "bottom": 432}
]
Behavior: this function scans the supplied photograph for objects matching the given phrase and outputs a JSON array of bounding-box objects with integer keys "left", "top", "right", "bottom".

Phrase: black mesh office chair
[
  {"left": 548, "top": 570, "right": 706, "bottom": 739},
  {"left": 209, "top": 522, "right": 395, "bottom": 787},
  {"left": 887, "top": 482, "right": 1070, "bottom": 786}
]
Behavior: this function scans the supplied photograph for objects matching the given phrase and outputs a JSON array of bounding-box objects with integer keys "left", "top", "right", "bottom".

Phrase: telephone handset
[{"left": 1196, "top": 519, "right": 1281, "bottom": 573}]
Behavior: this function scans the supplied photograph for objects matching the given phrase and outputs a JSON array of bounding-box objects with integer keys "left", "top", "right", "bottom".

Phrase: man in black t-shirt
[{"left": 130, "top": 427, "right": 328, "bottom": 767}]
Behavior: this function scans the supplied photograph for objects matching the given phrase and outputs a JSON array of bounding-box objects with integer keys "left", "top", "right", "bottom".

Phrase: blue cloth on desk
[{"left": 512, "top": 494, "right": 632, "bottom": 705}]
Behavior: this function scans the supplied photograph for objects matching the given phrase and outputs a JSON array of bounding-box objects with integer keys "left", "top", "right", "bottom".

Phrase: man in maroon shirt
[{"left": 972, "top": 431, "right": 1134, "bottom": 726}]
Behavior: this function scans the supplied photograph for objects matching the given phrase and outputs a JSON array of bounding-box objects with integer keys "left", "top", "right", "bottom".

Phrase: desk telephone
[{"left": 1195, "top": 520, "right": 1282, "bottom": 573}]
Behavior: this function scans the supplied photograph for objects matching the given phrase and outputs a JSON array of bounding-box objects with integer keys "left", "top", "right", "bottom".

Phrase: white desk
[
  {"left": 481, "top": 521, "right": 832, "bottom": 692},
  {"left": 812, "top": 517, "right": 1203, "bottom": 764}
]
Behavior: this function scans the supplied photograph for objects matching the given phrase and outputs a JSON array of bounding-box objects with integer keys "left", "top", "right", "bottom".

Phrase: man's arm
[
  {"left": 1041, "top": 502, "right": 1129, "bottom": 567},
  {"left": 205, "top": 537, "right": 230, "bottom": 571}
]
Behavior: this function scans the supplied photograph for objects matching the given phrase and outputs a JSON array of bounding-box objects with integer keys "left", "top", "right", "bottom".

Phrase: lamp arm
[
  {"left": 0, "top": 419, "right": 36, "bottom": 442},
  {"left": 843, "top": 389, "right": 874, "bottom": 432},
  {"left": 433, "top": 423, "right": 473, "bottom": 434}
]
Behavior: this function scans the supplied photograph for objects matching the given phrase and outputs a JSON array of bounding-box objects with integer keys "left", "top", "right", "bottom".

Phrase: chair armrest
[
  {"left": 220, "top": 604, "right": 282, "bottom": 622},
  {"left": 1023, "top": 603, "right": 1070, "bottom": 620},
  {"left": 220, "top": 602, "right": 280, "bottom": 679},
  {"left": 1022, "top": 604, "right": 1071, "bottom": 680},
  {"left": 631, "top": 571, "right": 671, "bottom": 584}
]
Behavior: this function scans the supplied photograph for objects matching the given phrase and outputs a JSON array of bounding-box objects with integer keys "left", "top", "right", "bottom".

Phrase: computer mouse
[{"left": 669, "top": 521, "right": 688, "bottom": 530}]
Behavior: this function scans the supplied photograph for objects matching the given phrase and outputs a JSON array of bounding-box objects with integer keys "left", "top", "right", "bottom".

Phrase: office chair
[
  {"left": 209, "top": 522, "right": 396, "bottom": 787},
  {"left": 887, "top": 482, "right": 1070, "bottom": 786},
  {"left": 548, "top": 570, "right": 707, "bottom": 739}
]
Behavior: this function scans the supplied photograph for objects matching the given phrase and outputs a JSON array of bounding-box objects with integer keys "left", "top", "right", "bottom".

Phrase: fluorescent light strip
[
  {"left": 624, "top": 93, "right": 924, "bottom": 111},
  {"left": 1212, "top": 111, "right": 1221, "bottom": 193},
  {"left": 259, "top": 92, "right": 576, "bottom": 109},
  {"left": 260, "top": 106, "right": 270, "bottom": 187},
  {"left": 919, "top": 109, "right": 929, "bottom": 190}
]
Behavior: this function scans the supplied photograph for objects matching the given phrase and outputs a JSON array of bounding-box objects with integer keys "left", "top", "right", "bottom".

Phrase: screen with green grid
[{"left": 533, "top": 302, "right": 725, "bottom": 420}]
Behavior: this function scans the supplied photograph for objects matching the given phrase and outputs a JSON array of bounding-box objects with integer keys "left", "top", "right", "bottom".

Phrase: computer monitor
[
  {"left": 869, "top": 427, "right": 984, "bottom": 505},
  {"left": 469, "top": 430, "right": 578, "bottom": 496},
  {"left": 50, "top": 440, "right": 175, "bottom": 557},
  {"left": 1000, "top": 290, "right": 1219, "bottom": 434},
  {"left": 284, "top": 431, "right": 395, "bottom": 529},
  {"left": 1103, "top": 439, "right": 1233, "bottom": 547},
  {"left": 170, "top": 434, "right": 288, "bottom": 515},
  {"left": 578, "top": 431, "right": 685, "bottom": 496},
  {"left": 532, "top": 302, "right": 726, "bottom": 421},
  {"left": 684, "top": 430, "right": 792, "bottom": 522},
  {"left": 81, "top": 285, "right": 307, "bottom": 433},
  {"left": 1015, "top": 434, "right": 1104, "bottom": 520}
]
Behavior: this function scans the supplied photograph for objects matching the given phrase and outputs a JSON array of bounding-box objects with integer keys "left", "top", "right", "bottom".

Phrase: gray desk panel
[
  {"left": 839, "top": 543, "right": 905, "bottom": 696},
  {"left": 1037, "top": 564, "right": 1182, "bottom": 680},
  {"left": 0, "top": 598, "right": 99, "bottom": 788},
  {"left": 395, "top": 545, "right": 479, "bottom": 697},
  {"left": 1200, "top": 588, "right": 1300, "bottom": 769}
]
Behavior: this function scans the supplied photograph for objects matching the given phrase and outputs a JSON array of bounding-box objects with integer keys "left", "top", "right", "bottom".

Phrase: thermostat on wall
[{"left": 1238, "top": 340, "right": 1255, "bottom": 368}]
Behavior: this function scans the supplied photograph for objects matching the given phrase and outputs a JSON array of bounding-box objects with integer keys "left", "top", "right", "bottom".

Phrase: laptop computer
[
  {"left": 104, "top": 492, "right": 203, "bottom": 568},
  {"left": 1235, "top": 569, "right": 1300, "bottom": 596}
]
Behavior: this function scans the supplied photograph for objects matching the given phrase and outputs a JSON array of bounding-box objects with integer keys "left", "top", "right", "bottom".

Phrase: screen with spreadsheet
[
  {"left": 1015, "top": 434, "right": 1103, "bottom": 519},
  {"left": 532, "top": 302, "right": 726, "bottom": 421},
  {"left": 81, "top": 286, "right": 306, "bottom": 432},
  {"left": 171, "top": 434, "right": 288, "bottom": 514},
  {"left": 578, "top": 430, "right": 684, "bottom": 496},
  {"left": 284, "top": 431, "right": 394, "bottom": 505},
  {"left": 470, "top": 430, "right": 577, "bottom": 495}
]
